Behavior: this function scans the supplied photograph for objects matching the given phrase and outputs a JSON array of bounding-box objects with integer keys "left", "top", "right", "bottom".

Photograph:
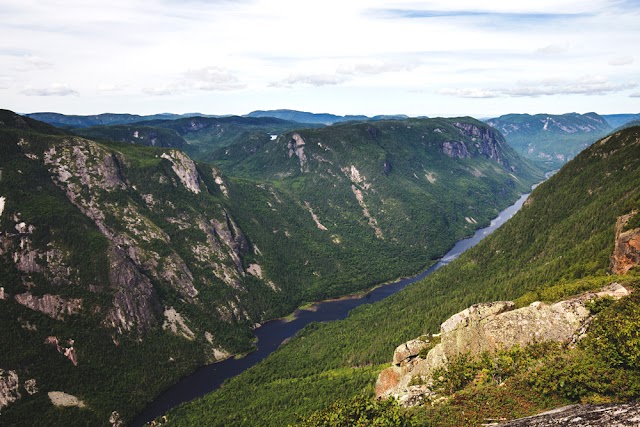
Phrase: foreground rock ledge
[
  {"left": 376, "top": 282, "right": 630, "bottom": 405},
  {"left": 496, "top": 402, "right": 640, "bottom": 426}
]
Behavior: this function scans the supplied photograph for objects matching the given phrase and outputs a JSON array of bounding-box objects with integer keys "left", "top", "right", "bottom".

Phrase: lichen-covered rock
[
  {"left": 497, "top": 402, "right": 640, "bottom": 426},
  {"left": 0, "top": 369, "right": 20, "bottom": 412},
  {"left": 611, "top": 212, "right": 640, "bottom": 274},
  {"left": 392, "top": 338, "right": 431, "bottom": 366},
  {"left": 377, "top": 283, "right": 630, "bottom": 403}
]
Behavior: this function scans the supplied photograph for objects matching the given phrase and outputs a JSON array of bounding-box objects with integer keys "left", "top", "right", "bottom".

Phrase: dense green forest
[{"left": 164, "top": 126, "right": 640, "bottom": 426}]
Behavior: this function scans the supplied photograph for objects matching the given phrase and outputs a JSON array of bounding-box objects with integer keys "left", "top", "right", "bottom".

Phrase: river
[{"left": 130, "top": 191, "right": 530, "bottom": 427}]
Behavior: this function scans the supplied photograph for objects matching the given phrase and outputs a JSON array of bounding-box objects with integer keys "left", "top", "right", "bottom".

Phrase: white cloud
[
  {"left": 270, "top": 73, "right": 348, "bottom": 88},
  {"left": 184, "top": 66, "right": 245, "bottom": 91},
  {"left": 97, "top": 83, "right": 127, "bottom": 92},
  {"left": 630, "top": 92, "right": 640, "bottom": 98},
  {"left": 509, "top": 76, "right": 637, "bottom": 96},
  {"left": 336, "top": 61, "right": 416, "bottom": 76},
  {"left": 22, "top": 83, "right": 78, "bottom": 96},
  {"left": 439, "top": 88, "right": 500, "bottom": 98},
  {"left": 609, "top": 56, "right": 634, "bottom": 66},
  {"left": 535, "top": 44, "right": 569, "bottom": 55},
  {"left": 439, "top": 76, "right": 637, "bottom": 99}
]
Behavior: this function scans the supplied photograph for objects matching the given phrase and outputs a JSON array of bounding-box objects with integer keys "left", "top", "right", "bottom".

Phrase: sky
[{"left": 1, "top": 0, "right": 639, "bottom": 117}]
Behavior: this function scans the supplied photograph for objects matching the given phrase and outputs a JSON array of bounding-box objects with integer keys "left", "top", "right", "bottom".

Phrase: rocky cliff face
[
  {"left": 454, "top": 122, "right": 509, "bottom": 167},
  {"left": 376, "top": 283, "right": 630, "bottom": 405},
  {"left": 611, "top": 212, "right": 640, "bottom": 274}
]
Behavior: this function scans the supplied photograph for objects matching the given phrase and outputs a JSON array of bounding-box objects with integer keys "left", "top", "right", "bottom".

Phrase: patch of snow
[{"left": 0, "top": 196, "right": 5, "bottom": 217}]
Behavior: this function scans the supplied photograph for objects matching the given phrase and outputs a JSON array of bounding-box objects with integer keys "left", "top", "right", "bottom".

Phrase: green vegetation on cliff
[{"left": 164, "top": 126, "right": 640, "bottom": 426}]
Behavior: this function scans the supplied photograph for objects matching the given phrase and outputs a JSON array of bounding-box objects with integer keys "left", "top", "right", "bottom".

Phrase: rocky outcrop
[
  {"left": 441, "top": 141, "right": 470, "bottom": 159},
  {"left": 48, "top": 391, "right": 86, "bottom": 408},
  {"left": 611, "top": 212, "right": 640, "bottom": 274},
  {"left": 453, "top": 122, "right": 508, "bottom": 166},
  {"left": 376, "top": 283, "right": 630, "bottom": 405},
  {"left": 160, "top": 151, "right": 202, "bottom": 194},
  {"left": 45, "top": 336, "right": 79, "bottom": 366},
  {"left": 14, "top": 293, "right": 82, "bottom": 320},
  {"left": 0, "top": 369, "right": 20, "bottom": 412},
  {"left": 287, "top": 133, "right": 308, "bottom": 171},
  {"left": 497, "top": 402, "right": 640, "bottom": 426},
  {"left": 162, "top": 307, "right": 195, "bottom": 340},
  {"left": 23, "top": 379, "right": 38, "bottom": 395},
  {"left": 304, "top": 201, "right": 328, "bottom": 231}
]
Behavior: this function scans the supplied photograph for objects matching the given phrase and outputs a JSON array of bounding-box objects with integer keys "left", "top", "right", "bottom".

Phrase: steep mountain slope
[
  {"left": 75, "top": 125, "right": 188, "bottom": 148},
  {"left": 164, "top": 126, "right": 640, "bottom": 427},
  {"left": 246, "top": 109, "right": 410, "bottom": 125},
  {"left": 486, "top": 113, "right": 611, "bottom": 171},
  {"left": 0, "top": 110, "right": 540, "bottom": 426},
  {"left": 24, "top": 112, "right": 214, "bottom": 129}
]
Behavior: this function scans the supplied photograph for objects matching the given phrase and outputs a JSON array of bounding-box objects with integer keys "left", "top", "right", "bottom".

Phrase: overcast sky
[{"left": 1, "top": 0, "right": 639, "bottom": 117}]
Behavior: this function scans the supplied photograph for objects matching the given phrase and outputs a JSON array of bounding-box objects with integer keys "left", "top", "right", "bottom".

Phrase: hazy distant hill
[
  {"left": 75, "top": 124, "right": 188, "bottom": 148},
  {"left": 486, "top": 112, "right": 612, "bottom": 171},
  {"left": 24, "top": 112, "right": 217, "bottom": 129},
  {"left": 245, "top": 109, "right": 410, "bottom": 125},
  {"left": 602, "top": 113, "right": 640, "bottom": 128},
  {"left": 136, "top": 115, "right": 324, "bottom": 161}
]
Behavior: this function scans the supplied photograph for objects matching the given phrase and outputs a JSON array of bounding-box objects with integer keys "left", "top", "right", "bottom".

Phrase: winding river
[{"left": 130, "top": 191, "right": 530, "bottom": 427}]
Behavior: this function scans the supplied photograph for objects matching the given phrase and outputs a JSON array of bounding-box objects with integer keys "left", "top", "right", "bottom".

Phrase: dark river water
[{"left": 130, "top": 192, "right": 530, "bottom": 427}]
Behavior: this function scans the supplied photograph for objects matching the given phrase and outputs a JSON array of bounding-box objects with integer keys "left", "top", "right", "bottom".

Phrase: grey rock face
[
  {"left": 441, "top": 141, "right": 471, "bottom": 159},
  {"left": 14, "top": 293, "right": 82, "bottom": 320},
  {"left": 497, "top": 402, "right": 640, "bottom": 426}
]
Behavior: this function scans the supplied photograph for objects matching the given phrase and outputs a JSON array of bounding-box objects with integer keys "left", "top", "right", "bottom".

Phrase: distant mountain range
[
  {"left": 245, "top": 109, "right": 411, "bottom": 125},
  {"left": 602, "top": 113, "right": 640, "bottom": 128},
  {"left": 24, "top": 112, "right": 220, "bottom": 129},
  {"left": 486, "top": 112, "right": 613, "bottom": 171}
]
